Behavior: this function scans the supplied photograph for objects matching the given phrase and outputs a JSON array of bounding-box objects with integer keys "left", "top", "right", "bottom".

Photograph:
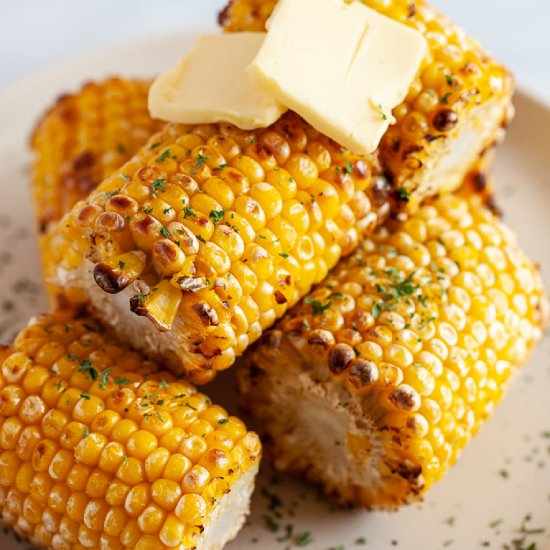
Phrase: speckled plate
[{"left": 1, "top": 16, "right": 550, "bottom": 550}]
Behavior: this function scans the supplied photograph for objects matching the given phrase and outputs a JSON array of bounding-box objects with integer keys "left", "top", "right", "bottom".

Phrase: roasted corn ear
[
  {"left": 219, "top": 0, "right": 513, "bottom": 211},
  {"left": 46, "top": 113, "right": 389, "bottom": 383},
  {"left": 31, "top": 77, "right": 165, "bottom": 304},
  {"left": 239, "top": 193, "right": 548, "bottom": 508},
  {"left": 0, "top": 310, "right": 261, "bottom": 549}
]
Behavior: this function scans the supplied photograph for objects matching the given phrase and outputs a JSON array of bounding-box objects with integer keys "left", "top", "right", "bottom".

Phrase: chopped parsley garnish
[
  {"left": 99, "top": 368, "right": 111, "bottom": 390},
  {"left": 296, "top": 531, "right": 314, "bottom": 546},
  {"left": 305, "top": 297, "right": 332, "bottom": 315},
  {"left": 372, "top": 302, "right": 396, "bottom": 320},
  {"left": 279, "top": 252, "right": 289, "bottom": 259},
  {"left": 80, "top": 392, "right": 90, "bottom": 400},
  {"left": 159, "top": 379, "right": 170, "bottom": 389},
  {"left": 163, "top": 207, "right": 172, "bottom": 214},
  {"left": 160, "top": 226, "right": 170, "bottom": 238},
  {"left": 118, "top": 261, "right": 126, "bottom": 270},
  {"left": 440, "top": 92, "right": 452, "bottom": 104},
  {"left": 156, "top": 149, "right": 171, "bottom": 163},
  {"left": 378, "top": 104, "right": 388, "bottom": 121},
  {"left": 264, "top": 515, "right": 279, "bottom": 533},
  {"left": 343, "top": 160, "right": 354, "bottom": 175},
  {"left": 445, "top": 74, "right": 453, "bottom": 86},
  {"left": 104, "top": 189, "right": 120, "bottom": 200},
  {"left": 82, "top": 426, "right": 89, "bottom": 438},
  {"left": 56, "top": 380, "right": 63, "bottom": 392},
  {"left": 183, "top": 206, "right": 197, "bottom": 219},
  {"left": 520, "top": 514, "right": 545, "bottom": 535},
  {"left": 196, "top": 235, "right": 206, "bottom": 244},
  {"left": 218, "top": 418, "right": 229, "bottom": 425},
  {"left": 68, "top": 355, "right": 98, "bottom": 381},
  {"left": 195, "top": 154, "right": 209, "bottom": 168},
  {"left": 134, "top": 293, "right": 148, "bottom": 304},
  {"left": 395, "top": 187, "right": 410, "bottom": 200},
  {"left": 356, "top": 537, "right": 367, "bottom": 545},
  {"left": 212, "top": 163, "right": 229, "bottom": 171},
  {"left": 144, "top": 207, "right": 153, "bottom": 214},
  {"left": 209, "top": 208, "right": 226, "bottom": 223},
  {"left": 151, "top": 178, "right": 166, "bottom": 197},
  {"left": 115, "top": 377, "right": 130, "bottom": 385}
]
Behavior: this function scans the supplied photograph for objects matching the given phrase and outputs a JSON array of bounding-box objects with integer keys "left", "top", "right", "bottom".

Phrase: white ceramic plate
[{"left": 1, "top": 21, "right": 550, "bottom": 550}]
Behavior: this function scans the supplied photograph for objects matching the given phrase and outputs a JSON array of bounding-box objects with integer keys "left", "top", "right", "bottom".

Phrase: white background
[{"left": 1, "top": 0, "right": 549, "bottom": 98}]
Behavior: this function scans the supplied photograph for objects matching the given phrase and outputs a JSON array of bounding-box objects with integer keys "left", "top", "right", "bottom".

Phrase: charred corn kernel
[
  {"left": 220, "top": 0, "right": 513, "bottom": 211},
  {"left": 31, "top": 78, "right": 165, "bottom": 306},
  {"left": 48, "top": 112, "right": 383, "bottom": 382},
  {"left": 240, "top": 194, "right": 547, "bottom": 509},
  {"left": 0, "top": 311, "right": 261, "bottom": 548}
]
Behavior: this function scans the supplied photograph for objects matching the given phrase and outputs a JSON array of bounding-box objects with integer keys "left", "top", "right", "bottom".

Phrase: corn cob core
[
  {"left": 240, "top": 194, "right": 548, "bottom": 508},
  {"left": 0, "top": 311, "right": 261, "bottom": 549},
  {"left": 219, "top": 0, "right": 513, "bottom": 211},
  {"left": 48, "top": 112, "right": 386, "bottom": 383},
  {"left": 31, "top": 78, "right": 165, "bottom": 305}
]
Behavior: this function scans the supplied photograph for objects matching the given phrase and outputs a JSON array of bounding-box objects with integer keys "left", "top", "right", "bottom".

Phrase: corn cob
[
  {"left": 0, "top": 310, "right": 261, "bottom": 549},
  {"left": 31, "top": 77, "right": 165, "bottom": 305},
  {"left": 239, "top": 193, "right": 548, "bottom": 509},
  {"left": 47, "top": 112, "right": 388, "bottom": 383},
  {"left": 219, "top": 0, "right": 514, "bottom": 212}
]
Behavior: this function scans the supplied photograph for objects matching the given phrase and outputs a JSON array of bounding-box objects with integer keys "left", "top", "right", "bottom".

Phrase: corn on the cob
[
  {"left": 31, "top": 78, "right": 165, "bottom": 305},
  {"left": 0, "top": 310, "right": 261, "bottom": 549},
  {"left": 46, "top": 112, "right": 388, "bottom": 383},
  {"left": 219, "top": 0, "right": 513, "bottom": 212},
  {"left": 239, "top": 193, "right": 548, "bottom": 509}
]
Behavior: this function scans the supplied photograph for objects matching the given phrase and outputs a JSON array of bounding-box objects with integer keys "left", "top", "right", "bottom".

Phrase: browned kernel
[
  {"left": 328, "top": 344, "right": 355, "bottom": 374},
  {"left": 433, "top": 109, "right": 459, "bottom": 132}
]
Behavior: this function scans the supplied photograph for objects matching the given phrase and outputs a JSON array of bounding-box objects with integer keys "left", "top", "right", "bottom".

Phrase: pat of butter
[
  {"left": 149, "top": 33, "right": 286, "bottom": 129},
  {"left": 248, "top": 0, "right": 428, "bottom": 154}
]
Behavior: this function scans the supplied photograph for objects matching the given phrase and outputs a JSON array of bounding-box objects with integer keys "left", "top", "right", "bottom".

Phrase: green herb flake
[
  {"left": 304, "top": 297, "right": 332, "bottom": 315},
  {"left": 183, "top": 206, "right": 197, "bottom": 219},
  {"left": 160, "top": 226, "right": 170, "bottom": 238},
  {"left": 118, "top": 260, "right": 126, "bottom": 270},
  {"left": 395, "top": 187, "right": 410, "bottom": 200},
  {"left": 296, "top": 531, "right": 314, "bottom": 546},
  {"left": 99, "top": 368, "right": 111, "bottom": 390},
  {"left": 103, "top": 189, "right": 120, "bottom": 200},
  {"left": 134, "top": 293, "right": 148, "bottom": 304},
  {"left": 83, "top": 426, "right": 89, "bottom": 438},
  {"left": 209, "top": 208, "right": 226, "bottom": 223},
  {"left": 115, "top": 377, "right": 130, "bottom": 385},
  {"left": 156, "top": 149, "right": 171, "bottom": 163},
  {"left": 195, "top": 153, "right": 209, "bottom": 168},
  {"left": 80, "top": 392, "right": 90, "bottom": 400},
  {"left": 75, "top": 358, "right": 98, "bottom": 381},
  {"left": 520, "top": 513, "right": 545, "bottom": 535},
  {"left": 445, "top": 74, "right": 453, "bottom": 86},
  {"left": 356, "top": 537, "right": 367, "bottom": 545},
  {"left": 440, "top": 92, "right": 452, "bottom": 104},
  {"left": 151, "top": 178, "right": 166, "bottom": 197},
  {"left": 279, "top": 252, "right": 289, "bottom": 259},
  {"left": 144, "top": 207, "right": 153, "bottom": 214},
  {"left": 212, "top": 163, "right": 229, "bottom": 171},
  {"left": 218, "top": 418, "right": 229, "bottom": 425},
  {"left": 343, "top": 160, "right": 354, "bottom": 174},
  {"left": 263, "top": 515, "right": 279, "bottom": 533}
]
